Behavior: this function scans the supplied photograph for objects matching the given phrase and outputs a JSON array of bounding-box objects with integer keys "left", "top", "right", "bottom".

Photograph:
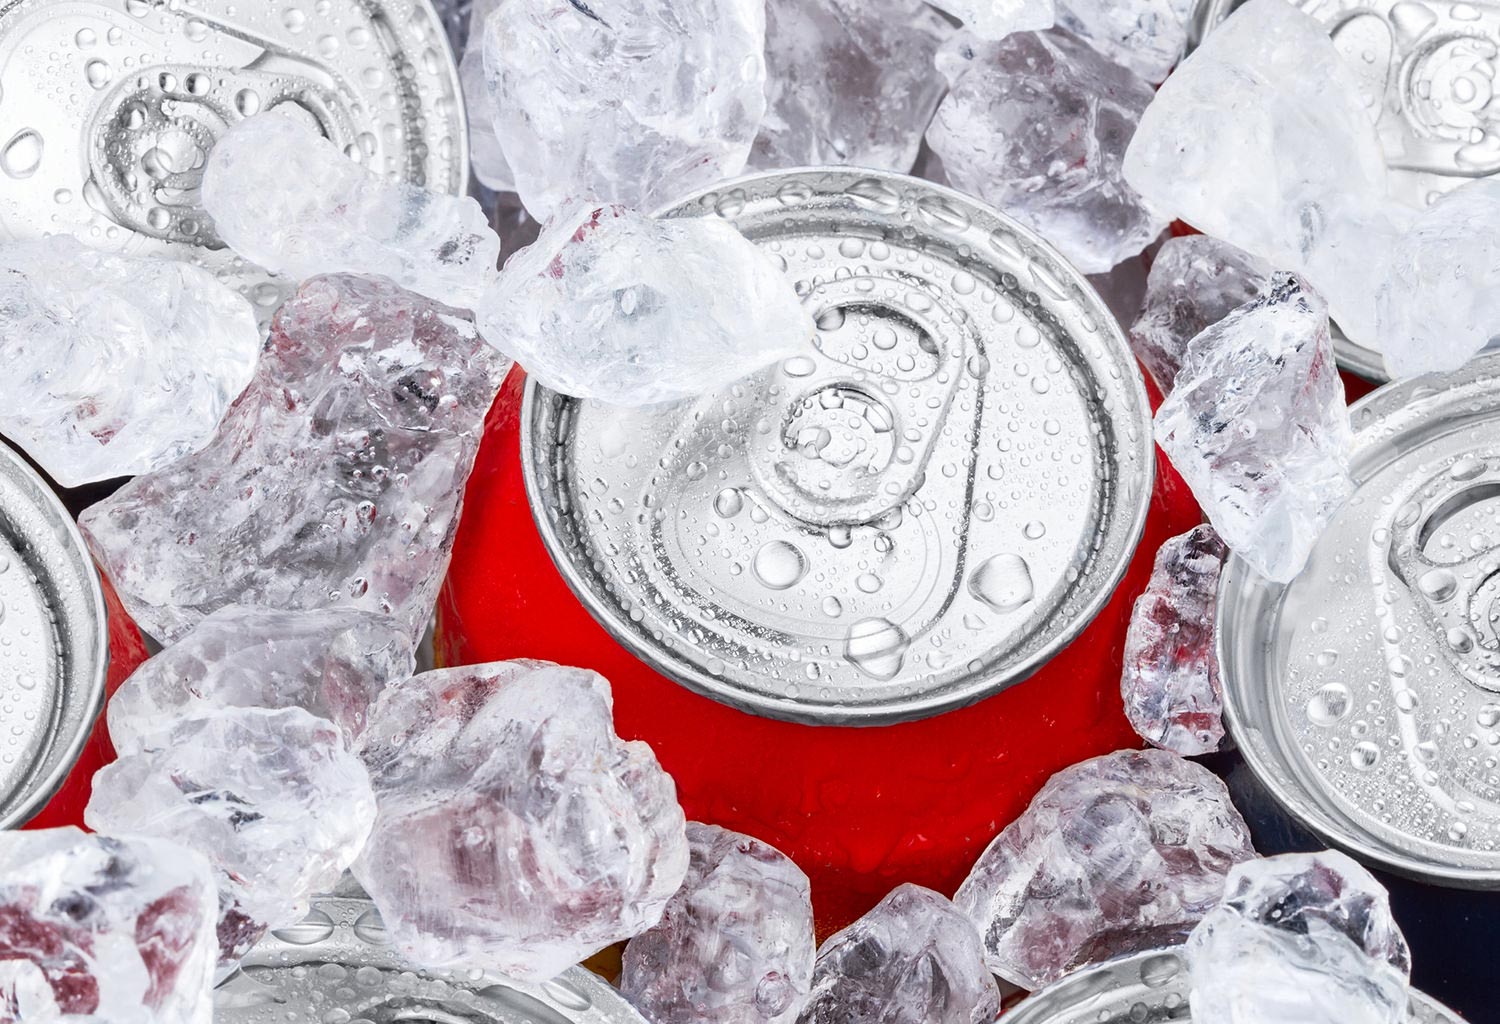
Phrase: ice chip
[
  {"left": 203, "top": 115, "right": 500, "bottom": 310},
  {"left": 1121, "top": 525, "right": 1229, "bottom": 756},
  {"left": 353, "top": 661, "right": 689, "bottom": 981},
  {"left": 79, "top": 274, "right": 509, "bottom": 646},
  {"left": 1377, "top": 178, "right": 1500, "bottom": 378},
  {"left": 1129, "top": 235, "right": 1272, "bottom": 394},
  {"left": 482, "top": 0, "right": 766, "bottom": 220},
  {"left": 1187, "top": 851, "right": 1412, "bottom": 1024},
  {"left": 0, "top": 235, "right": 260, "bottom": 488},
  {"left": 928, "top": 30, "right": 1169, "bottom": 275},
  {"left": 85, "top": 706, "right": 377, "bottom": 965},
  {"left": 622, "top": 823, "right": 815, "bottom": 1024},
  {"left": 954, "top": 748, "right": 1256, "bottom": 989},
  {"left": 476, "top": 204, "right": 814, "bottom": 406},
  {"left": 797, "top": 884, "right": 1000, "bottom": 1024},
  {"left": 928, "top": 0, "right": 1055, "bottom": 41},
  {"left": 106, "top": 606, "right": 416, "bottom": 756},
  {"left": 0, "top": 828, "right": 219, "bottom": 1024},
  {"left": 1053, "top": 0, "right": 1196, "bottom": 82},
  {"left": 753, "top": 0, "right": 953, "bottom": 173},
  {"left": 1156, "top": 273, "right": 1354, "bottom": 584}
]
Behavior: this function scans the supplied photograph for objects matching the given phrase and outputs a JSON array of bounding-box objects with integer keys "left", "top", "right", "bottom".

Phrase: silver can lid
[
  {"left": 1003, "top": 947, "right": 1465, "bottom": 1024},
  {"left": 0, "top": 0, "right": 466, "bottom": 318},
  {"left": 214, "top": 878, "right": 648, "bottom": 1024},
  {"left": 523, "top": 169, "right": 1155, "bottom": 725},
  {"left": 1219, "top": 352, "right": 1500, "bottom": 887},
  {"left": 1188, "top": 0, "right": 1500, "bottom": 383},
  {"left": 0, "top": 441, "right": 108, "bottom": 829}
]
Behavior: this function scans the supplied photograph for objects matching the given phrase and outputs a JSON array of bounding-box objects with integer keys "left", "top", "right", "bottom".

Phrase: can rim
[
  {"left": 419, "top": 0, "right": 472, "bottom": 192},
  {"left": 0, "top": 442, "right": 109, "bottom": 829},
  {"left": 1217, "top": 350, "right": 1500, "bottom": 888},
  {"left": 519, "top": 166, "right": 1155, "bottom": 725}
]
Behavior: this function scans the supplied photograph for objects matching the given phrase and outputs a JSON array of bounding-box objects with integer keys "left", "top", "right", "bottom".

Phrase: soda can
[
  {"left": 1187, "top": 0, "right": 1500, "bottom": 382},
  {"left": 214, "top": 877, "right": 647, "bottom": 1024},
  {"left": 1002, "top": 946, "right": 1465, "bottom": 1023},
  {"left": 438, "top": 168, "right": 1206, "bottom": 930},
  {"left": 0, "top": 441, "right": 111, "bottom": 829},
  {"left": 1218, "top": 352, "right": 1500, "bottom": 888},
  {"left": 0, "top": 0, "right": 466, "bottom": 317}
]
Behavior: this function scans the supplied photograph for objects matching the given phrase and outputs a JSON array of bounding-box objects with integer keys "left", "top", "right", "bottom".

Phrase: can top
[
  {"left": 1004, "top": 947, "right": 1463, "bottom": 1023},
  {"left": 523, "top": 168, "right": 1154, "bottom": 725},
  {"left": 214, "top": 877, "right": 648, "bottom": 1024},
  {"left": 1219, "top": 352, "right": 1500, "bottom": 887},
  {"left": 0, "top": 0, "right": 466, "bottom": 318},
  {"left": 0, "top": 442, "right": 108, "bottom": 829}
]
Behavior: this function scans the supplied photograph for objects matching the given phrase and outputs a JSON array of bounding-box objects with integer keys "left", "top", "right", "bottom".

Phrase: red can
[{"left": 438, "top": 170, "right": 1204, "bottom": 935}]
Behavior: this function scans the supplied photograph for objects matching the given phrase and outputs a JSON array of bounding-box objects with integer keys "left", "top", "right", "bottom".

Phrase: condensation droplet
[{"left": 968, "top": 553, "right": 1034, "bottom": 612}]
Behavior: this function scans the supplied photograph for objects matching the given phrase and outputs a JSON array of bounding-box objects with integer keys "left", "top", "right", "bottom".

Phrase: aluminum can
[
  {"left": 437, "top": 168, "right": 1205, "bottom": 931},
  {"left": 1219, "top": 352, "right": 1500, "bottom": 889},
  {"left": 1002, "top": 946, "right": 1466, "bottom": 1023},
  {"left": 1188, "top": 0, "right": 1500, "bottom": 382},
  {"left": 215, "top": 876, "right": 646, "bottom": 1022},
  {"left": 0, "top": 440, "right": 146, "bottom": 830},
  {"left": 0, "top": 0, "right": 467, "bottom": 316}
]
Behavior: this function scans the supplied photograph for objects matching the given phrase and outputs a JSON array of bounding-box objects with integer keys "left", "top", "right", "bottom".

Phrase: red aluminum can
[{"left": 438, "top": 170, "right": 1204, "bottom": 935}]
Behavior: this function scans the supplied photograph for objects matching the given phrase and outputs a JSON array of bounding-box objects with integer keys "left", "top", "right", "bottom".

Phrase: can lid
[
  {"left": 214, "top": 877, "right": 648, "bottom": 1024},
  {"left": 1003, "top": 946, "right": 1464, "bottom": 1023},
  {"left": 1219, "top": 351, "right": 1500, "bottom": 887},
  {"left": 0, "top": 442, "right": 108, "bottom": 829},
  {"left": 523, "top": 168, "right": 1154, "bottom": 725},
  {"left": 0, "top": 0, "right": 466, "bottom": 319}
]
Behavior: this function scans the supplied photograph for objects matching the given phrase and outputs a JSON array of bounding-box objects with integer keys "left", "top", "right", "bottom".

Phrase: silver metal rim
[
  {"left": 519, "top": 166, "right": 1155, "bottom": 724},
  {"left": 421, "top": 0, "right": 471, "bottom": 191}
]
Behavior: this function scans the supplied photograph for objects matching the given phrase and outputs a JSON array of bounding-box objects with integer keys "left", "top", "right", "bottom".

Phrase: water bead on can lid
[
  {"left": 1218, "top": 352, "right": 1500, "bottom": 888},
  {"left": 523, "top": 169, "right": 1154, "bottom": 724},
  {"left": 0, "top": 0, "right": 466, "bottom": 318}
]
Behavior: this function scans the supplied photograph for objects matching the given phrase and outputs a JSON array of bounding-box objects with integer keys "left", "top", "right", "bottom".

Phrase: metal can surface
[
  {"left": 0, "top": 0, "right": 466, "bottom": 316},
  {"left": 1002, "top": 946, "right": 1465, "bottom": 1023},
  {"left": 437, "top": 169, "right": 1205, "bottom": 931},
  {"left": 1218, "top": 352, "right": 1500, "bottom": 888},
  {"left": 1187, "top": 0, "right": 1500, "bottom": 382},
  {"left": 0, "top": 440, "right": 143, "bottom": 831},
  {"left": 214, "top": 877, "right": 647, "bottom": 1024}
]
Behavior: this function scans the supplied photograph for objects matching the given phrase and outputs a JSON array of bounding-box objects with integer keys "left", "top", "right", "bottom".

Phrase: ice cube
[
  {"left": 622, "top": 823, "right": 815, "bottom": 1024},
  {"left": 928, "top": 30, "right": 1168, "bottom": 274},
  {"left": 79, "top": 274, "right": 509, "bottom": 645},
  {"left": 927, "top": 0, "right": 1055, "bottom": 43},
  {"left": 0, "top": 235, "right": 260, "bottom": 488},
  {"left": 353, "top": 662, "right": 689, "bottom": 982},
  {"left": 1053, "top": 0, "right": 1196, "bottom": 82},
  {"left": 203, "top": 115, "right": 500, "bottom": 310},
  {"left": 1155, "top": 274, "right": 1353, "bottom": 583},
  {"left": 475, "top": 203, "right": 813, "bottom": 406},
  {"left": 1187, "top": 851, "right": 1412, "bottom": 1024},
  {"left": 954, "top": 748, "right": 1256, "bottom": 988}
]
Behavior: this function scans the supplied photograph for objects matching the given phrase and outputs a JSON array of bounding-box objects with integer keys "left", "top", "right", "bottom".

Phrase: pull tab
[
  {"left": 85, "top": 63, "right": 358, "bottom": 247},
  {"left": 1388, "top": 455, "right": 1500, "bottom": 691},
  {"left": 748, "top": 273, "right": 967, "bottom": 527}
]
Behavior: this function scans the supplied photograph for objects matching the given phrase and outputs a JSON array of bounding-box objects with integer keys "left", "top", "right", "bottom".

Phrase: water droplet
[
  {"left": 815, "top": 307, "right": 846, "bottom": 331},
  {"left": 284, "top": 8, "right": 307, "bottom": 31},
  {"left": 1139, "top": 954, "right": 1180, "bottom": 988},
  {"left": 968, "top": 554, "right": 1035, "bottom": 613},
  {"left": 84, "top": 59, "right": 111, "bottom": 90},
  {"left": 753, "top": 541, "right": 806, "bottom": 590},
  {"left": 351, "top": 908, "right": 388, "bottom": 945},
  {"left": 1306, "top": 683, "right": 1352, "bottom": 726},
  {"left": 235, "top": 88, "right": 262, "bottom": 117},
  {"left": 827, "top": 525, "right": 852, "bottom": 549},
  {"left": 1023, "top": 520, "right": 1046, "bottom": 540},
  {"left": 1447, "top": 628, "right": 1475, "bottom": 653},
  {"left": 843, "top": 618, "right": 909, "bottom": 680},
  {"left": 856, "top": 572, "right": 882, "bottom": 594},
  {"left": 713, "top": 488, "right": 744, "bottom": 518},
  {"left": 270, "top": 908, "right": 335, "bottom": 945},
  {"left": 822, "top": 596, "right": 843, "bottom": 617},
  {"left": 2, "top": 130, "right": 43, "bottom": 179},
  {"left": 1418, "top": 568, "right": 1457, "bottom": 602},
  {"left": 1350, "top": 741, "right": 1380, "bottom": 770},
  {"left": 783, "top": 356, "right": 817, "bottom": 378}
]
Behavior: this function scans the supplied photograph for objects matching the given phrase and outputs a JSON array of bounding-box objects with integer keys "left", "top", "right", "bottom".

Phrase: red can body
[{"left": 438, "top": 368, "right": 1204, "bottom": 936}]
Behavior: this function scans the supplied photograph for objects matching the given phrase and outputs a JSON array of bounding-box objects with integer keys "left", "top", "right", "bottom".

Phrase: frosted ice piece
[
  {"left": 1187, "top": 851, "right": 1412, "bottom": 1024},
  {"left": 1129, "top": 234, "right": 1272, "bottom": 394},
  {"left": 0, "top": 235, "right": 260, "bottom": 488},
  {"left": 1054, "top": 0, "right": 1196, "bottom": 82},
  {"left": 0, "top": 828, "right": 218, "bottom": 1024},
  {"left": 797, "top": 884, "right": 1000, "bottom": 1024},
  {"left": 203, "top": 115, "right": 500, "bottom": 310},
  {"left": 79, "top": 274, "right": 509, "bottom": 646},
  {"left": 107, "top": 605, "right": 415, "bottom": 757},
  {"left": 476, "top": 203, "right": 813, "bottom": 406},
  {"left": 753, "top": 0, "right": 953, "bottom": 173},
  {"left": 353, "top": 661, "right": 689, "bottom": 982},
  {"left": 1121, "top": 525, "right": 1229, "bottom": 756},
  {"left": 622, "top": 823, "right": 815, "bottom": 1024},
  {"left": 954, "top": 748, "right": 1255, "bottom": 989},
  {"left": 928, "top": 30, "right": 1169, "bottom": 274},
  {"left": 85, "top": 706, "right": 377, "bottom": 965},
  {"left": 930, "top": 0, "right": 1054, "bottom": 42},
  {"left": 482, "top": 0, "right": 766, "bottom": 221},
  {"left": 1156, "top": 274, "right": 1354, "bottom": 583}
]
